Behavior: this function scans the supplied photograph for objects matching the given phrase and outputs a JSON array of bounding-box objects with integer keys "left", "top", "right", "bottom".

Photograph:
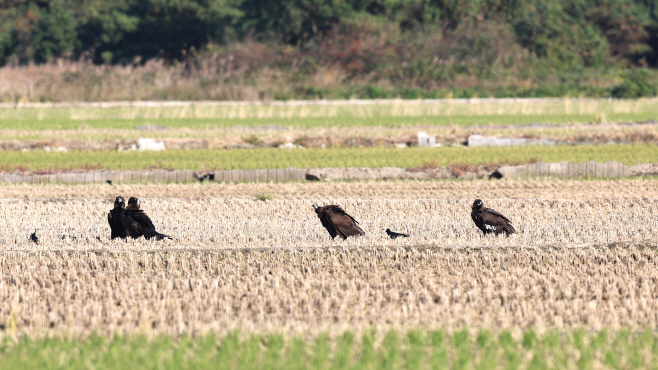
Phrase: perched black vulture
[
  {"left": 30, "top": 229, "right": 38, "bottom": 244},
  {"left": 108, "top": 196, "right": 128, "bottom": 240},
  {"left": 313, "top": 205, "right": 365, "bottom": 240},
  {"left": 386, "top": 229, "right": 409, "bottom": 239},
  {"left": 471, "top": 199, "right": 516, "bottom": 236},
  {"left": 120, "top": 197, "right": 172, "bottom": 240}
]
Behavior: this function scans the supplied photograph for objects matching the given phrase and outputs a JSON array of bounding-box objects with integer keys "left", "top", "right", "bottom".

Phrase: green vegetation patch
[
  {"left": 1, "top": 329, "right": 657, "bottom": 370},
  {"left": 2, "top": 99, "right": 658, "bottom": 129},
  {"left": 3, "top": 145, "right": 655, "bottom": 172}
]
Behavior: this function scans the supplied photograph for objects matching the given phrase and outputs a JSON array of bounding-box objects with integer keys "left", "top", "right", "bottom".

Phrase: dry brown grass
[
  {"left": 2, "top": 178, "right": 658, "bottom": 200},
  {"left": 2, "top": 198, "right": 657, "bottom": 250},
  {"left": 1, "top": 246, "right": 657, "bottom": 338},
  {"left": 1, "top": 180, "right": 657, "bottom": 338}
]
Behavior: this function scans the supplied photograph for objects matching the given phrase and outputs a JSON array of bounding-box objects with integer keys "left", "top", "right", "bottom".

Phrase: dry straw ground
[
  {"left": 2, "top": 198, "right": 657, "bottom": 250},
  {"left": 1, "top": 179, "right": 657, "bottom": 338},
  {"left": 2, "top": 178, "right": 658, "bottom": 200},
  {"left": 1, "top": 246, "right": 657, "bottom": 338}
]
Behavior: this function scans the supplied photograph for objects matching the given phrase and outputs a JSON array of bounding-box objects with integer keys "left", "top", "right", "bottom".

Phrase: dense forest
[{"left": 2, "top": 0, "right": 658, "bottom": 100}]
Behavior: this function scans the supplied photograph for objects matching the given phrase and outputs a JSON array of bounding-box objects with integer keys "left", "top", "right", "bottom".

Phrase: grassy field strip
[
  {"left": 2, "top": 178, "right": 658, "bottom": 200},
  {"left": 1, "top": 247, "right": 656, "bottom": 338},
  {"left": 2, "top": 98, "right": 658, "bottom": 129},
  {"left": 3, "top": 145, "right": 657, "bottom": 171},
  {"left": 4, "top": 98, "right": 658, "bottom": 118},
  {"left": 1, "top": 329, "right": 657, "bottom": 370},
  {"left": 0, "top": 97, "right": 643, "bottom": 108},
  {"left": 2, "top": 198, "right": 657, "bottom": 251}
]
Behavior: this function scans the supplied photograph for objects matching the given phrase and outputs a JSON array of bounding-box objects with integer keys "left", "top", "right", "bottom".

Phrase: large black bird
[
  {"left": 386, "top": 229, "right": 409, "bottom": 239},
  {"left": 108, "top": 196, "right": 128, "bottom": 240},
  {"left": 471, "top": 199, "right": 516, "bottom": 236},
  {"left": 120, "top": 197, "right": 172, "bottom": 240},
  {"left": 30, "top": 229, "right": 38, "bottom": 244},
  {"left": 313, "top": 205, "right": 365, "bottom": 240}
]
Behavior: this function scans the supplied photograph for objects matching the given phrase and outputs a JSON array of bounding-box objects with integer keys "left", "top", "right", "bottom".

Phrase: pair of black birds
[
  {"left": 312, "top": 199, "right": 516, "bottom": 240},
  {"left": 108, "top": 196, "right": 172, "bottom": 240}
]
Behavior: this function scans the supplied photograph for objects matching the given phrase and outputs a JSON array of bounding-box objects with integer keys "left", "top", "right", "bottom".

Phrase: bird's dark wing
[
  {"left": 483, "top": 207, "right": 512, "bottom": 223},
  {"left": 319, "top": 211, "right": 338, "bottom": 239},
  {"left": 119, "top": 211, "right": 140, "bottom": 238},
  {"left": 471, "top": 210, "right": 486, "bottom": 234},
  {"left": 130, "top": 209, "right": 155, "bottom": 229},
  {"left": 120, "top": 209, "right": 155, "bottom": 239},
  {"left": 329, "top": 211, "right": 365, "bottom": 239},
  {"left": 109, "top": 209, "right": 128, "bottom": 239},
  {"left": 481, "top": 208, "right": 516, "bottom": 235}
]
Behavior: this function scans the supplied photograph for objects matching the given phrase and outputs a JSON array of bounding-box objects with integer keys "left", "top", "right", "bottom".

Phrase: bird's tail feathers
[{"left": 505, "top": 222, "right": 517, "bottom": 234}]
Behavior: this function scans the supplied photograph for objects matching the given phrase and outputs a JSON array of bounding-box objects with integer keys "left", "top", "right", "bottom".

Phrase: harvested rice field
[
  {"left": 2, "top": 178, "right": 658, "bottom": 200},
  {"left": 1, "top": 198, "right": 657, "bottom": 250},
  {"left": 1, "top": 178, "right": 658, "bottom": 368},
  {"left": 1, "top": 246, "right": 657, "bottom": 338}
]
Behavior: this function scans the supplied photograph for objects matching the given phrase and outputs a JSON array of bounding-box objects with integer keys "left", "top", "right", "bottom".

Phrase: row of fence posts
[{"left": 0, "top": 162, "right": 637, "bottom": 184}]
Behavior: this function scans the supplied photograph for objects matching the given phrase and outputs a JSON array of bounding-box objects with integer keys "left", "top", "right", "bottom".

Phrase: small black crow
[
  {"left": 313, "top": 205, "right": 365, "bottom": 240},
  {"left": 106, "top": 180, "right": 113, "bottom": 185},
  {"left": 386, "top": 229, "right": 409, "bottom": 239},
  {"left": 120, "top": 197, "right": 172, "bottom": 240},
  {"left": 194, "top": 173, "right": 215, "bottom": 183},
  {"left": 471, "top": 199, "right": 516, "bottom": 236},
  {"left": 30, "top": 229, "right": 38, "bottom": 244}
]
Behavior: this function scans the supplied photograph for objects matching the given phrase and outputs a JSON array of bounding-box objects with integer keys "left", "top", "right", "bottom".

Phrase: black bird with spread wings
[
  {"left": 386, "top": 229, "right": 409, "bottom": 239},
  {"left": 120, "top": 197, "right": 172, "bottom": 240},
  {"left": 108, "top": 196, "right": 128, "bottom": 240},
  {"left": 471, "top": 199, "right": 516, "bottom": 236},
  {"left": 313, "top": 205, "right": 365, "bottom": 240}
]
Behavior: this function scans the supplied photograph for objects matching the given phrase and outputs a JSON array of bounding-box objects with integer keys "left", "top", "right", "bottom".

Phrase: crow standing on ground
[
  {"left": 313, "top": 205, "right": 365, "bottom": 240},
  {"left": 194, "top": 173, "right": 214, "bottom": 183},
  {"left": 30, "top": 229, "right": 38, "bottom": 244},
  {"left": 120, "top": 197, "right": 172, "bottom": 240},
  {"left": 108, "top": 196, "right": 128, "bottom": 239},
  {"left": 471, "top": 199, "right": 516, "bottom": 236},
  {"left": 386, "top": 229, "right": 409, "bottom": 239}
]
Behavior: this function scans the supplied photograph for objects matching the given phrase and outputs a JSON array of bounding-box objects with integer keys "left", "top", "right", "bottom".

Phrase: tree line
[{"left": 1, "top": 0, "right": 658, "bottom": 68}]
